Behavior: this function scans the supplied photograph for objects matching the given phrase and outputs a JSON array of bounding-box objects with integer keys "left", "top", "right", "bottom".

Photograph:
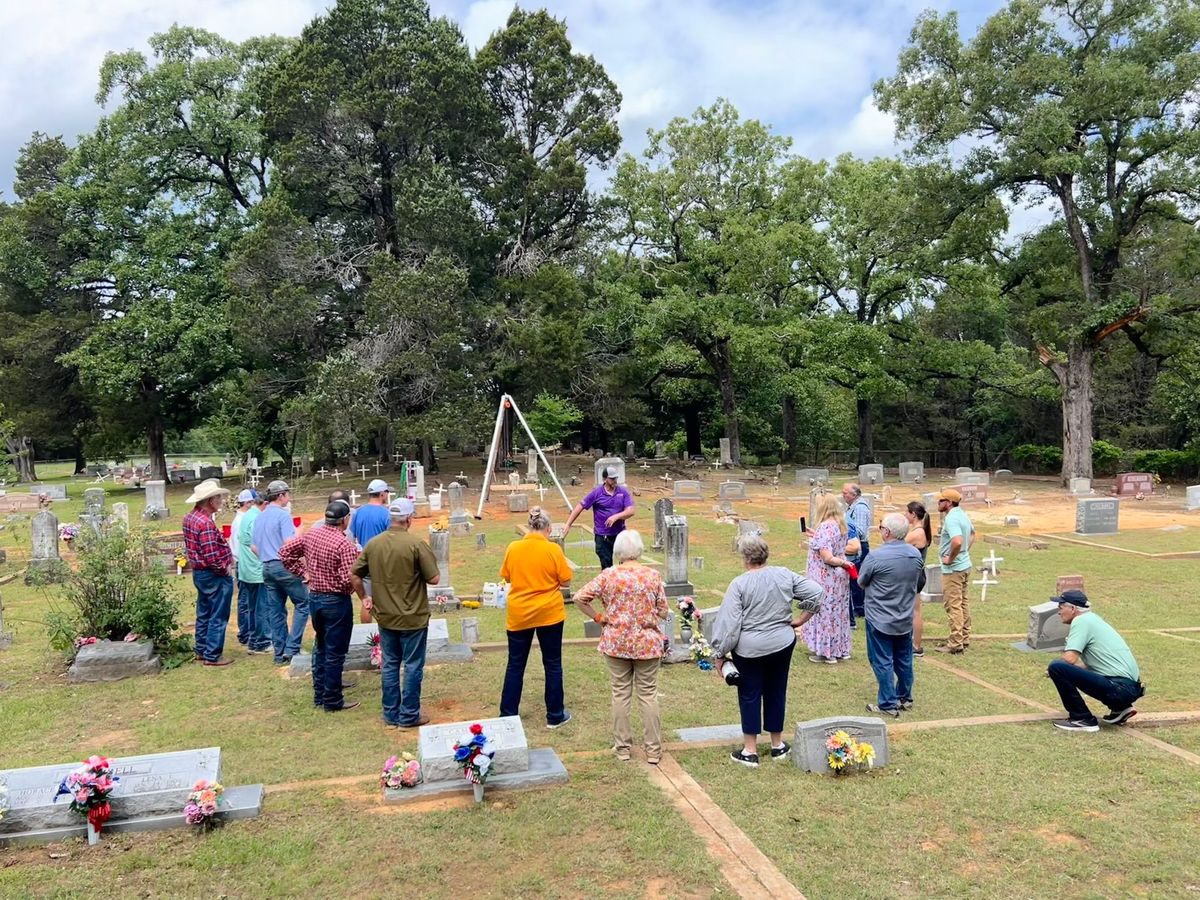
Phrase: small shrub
[
  {"left": 1091, "top": 440, "right": 1123, "bottom": 475},
  {"left": 1129, "top": 449, "right": 1200, "bottom": 479},
  {"left": 1012, "top": 444, "right": 1062, "bottom": 474}
]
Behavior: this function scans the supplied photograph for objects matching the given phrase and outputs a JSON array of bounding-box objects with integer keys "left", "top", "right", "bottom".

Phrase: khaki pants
[
  {"left": 605, "top": 655, "right": 662, "bottom": 760},
  {"left": 942, "top": 570, "right": 972, "bottom": 651}
]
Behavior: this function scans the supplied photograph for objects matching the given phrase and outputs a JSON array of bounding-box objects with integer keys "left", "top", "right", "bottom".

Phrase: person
[
  {"left": 251, "top": 480, "right": 310, "bottom": 666},
  {"left": 280, "top": 500, "right": 366, "bottom": 713},
  {"left": 711, "top": 535, "right": 823, "bottom": 766},
  {"left": 935, "top": 489, "right": 975, "bottom": 654},
  {"left": 230, "top": 489, "right": 256, "bottom": 647},
  {"left": 857, "top": 513, "right": 925, "bottom": 716},
  {"left": 802, "top": 493, "right": 855, "bottom": 664},
  {"left": 499, "top": 509, "right": 574, "bottom": 729},
  {"left": 905, "top": 501, "right": 932, "bottom": 657},
  {"left": 1047, "top": 590, "right": 1145, "bottom": 731},
  {"left": 351, "top": 498, "right": 440, "bottom": 728},
  {"left": 182, "top": 481, "right": 235, "bottom": 666},
  {"left": 350, "top": 479, "right": 391, "bottom": 548},
  {"left": 563, "top": 466, "right": 635, "bottom": 569},
  {"left": 235, "top": 492, "right": 273, "bottom": 655},
  {"left": 574, "top": 530, "right": 668, "bottom": 760},
  {"left": 842, "top": 483, "right": 872, "bottom": 622}
]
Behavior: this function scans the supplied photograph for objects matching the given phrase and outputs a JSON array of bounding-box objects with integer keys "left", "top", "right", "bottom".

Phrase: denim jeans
[
  {"left": 594, "top": 534, "right": 616, "bottom": 569},
  {"left": 192, "top": 569, "right": 233, "bottom": 662},
  {"left": 500, "top": 621, "right": 567, "bottom": 725},
  {"left": 262, "top": 560, "right": 310, "bottom": 663},
  {"left": 731, "top": 639, "right": 795, "bottom": 736},
  {"left": 237, "top": 581, "right": 272, "bottom": 651},
  {"left": 849, "top": 540, "right": 870, "bottom": 620},
  {"left": 310, "top": 592, "right": 354, "bottom": 710},
  {"left": 865, "top": 622, "right": 913, "bottom": 710},
  {"left": 1047, "top": 659, "right": 1145, "bottom": 724},
  {"left": 379, "top": 626, "right": 428, "bottom": 725}
]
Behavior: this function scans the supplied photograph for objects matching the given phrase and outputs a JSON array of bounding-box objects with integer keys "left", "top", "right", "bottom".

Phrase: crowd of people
[{"left": 180, "top": 474, "right": 1148, "bottom": 763}]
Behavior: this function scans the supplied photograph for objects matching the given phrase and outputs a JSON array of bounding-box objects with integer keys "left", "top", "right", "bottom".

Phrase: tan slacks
[
  {"left": 605, "top": 655, "right": 662, "bottom": 760},
  {"left": 942, "top": 570, "right": 972, "bottom": 651}
]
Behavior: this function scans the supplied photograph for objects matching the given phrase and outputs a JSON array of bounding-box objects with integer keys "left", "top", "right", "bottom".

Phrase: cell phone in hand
[{"left": 800, "top": 516, "right": 807, "bottom": 533}]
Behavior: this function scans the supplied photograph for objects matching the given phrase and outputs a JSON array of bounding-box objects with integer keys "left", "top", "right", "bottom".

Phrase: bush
[
  {"left": 1012, "top": 444, "right": 1063, "bottom": 474},
  {"left": 1090, "top": 440, "right": 1123, "bottom": 476},
  {"left": 1129, "top": 449, "right": 1200, "bottom": 479}
]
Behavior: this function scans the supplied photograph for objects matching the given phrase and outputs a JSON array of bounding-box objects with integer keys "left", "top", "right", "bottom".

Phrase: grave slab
[
  {"left": 793, "top": 716, "right": 890, "bottom": 774},
  {"left": 675, "top": 724, "right": 743, "bottom": 742},
  {"left": 383, "top": 748, "right": 567, "bottom": 803},
  {"left": 795, "top": 468, "right": 830, "bottom": 486},
  {"left": 1022, "top": 601, "right": 1070, "bottom": 651},
  {"left": 418, "top": 716, "right": 530, "bottom": 783},
  {"left": 28, "top": 484, "right": 68, "bottom": 500},
  {"left": 68, "top": 640, "right": 161, "bottom": 683}
]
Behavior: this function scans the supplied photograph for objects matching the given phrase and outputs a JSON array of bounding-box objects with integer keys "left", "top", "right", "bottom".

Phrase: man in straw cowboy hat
[{"left": 182, "top": 479, "right": 235, "bottom": 666}]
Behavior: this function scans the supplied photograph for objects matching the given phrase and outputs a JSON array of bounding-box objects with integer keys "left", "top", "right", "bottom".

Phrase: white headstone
[
  {"left": 30, "top": 509, "right": 60, "bottom": 565},
  {"left": 427, "top": 618, "right": 450, "bottom": 653},
  {"left": 672, "top": 480, "right": 703, "bottom": 500},
  {"left": 417, "top": 716, "right": 529, "bottom": 783},
  {"left": 111, "top": 502, "right": 130, "bottom": 529},
  {"left": 1185, "top": 485, "right": 1200, "bottom": 511},
  {"left": 526, "top": 449, "right": 537, "bottom": 479},
  {"left": 719, "top": 438, "right": 732, "bottom": 465},
  {"left": 654, "top": 441, "right": 667, "bottom": 459},
  {"left": 663, "top": 515, "right": 694, "bottom": 597},
  {"left": 898, "top": 462, "right": 924, "bottom": 484},
  {"left": 142, "top": 480, "right": 169, "bottom": 520},
  {"left": 594, "top": 457, "right": 626, "bottom": 485},
  {"left": 858, "top": 464, "right": 884, "bottom": 485},
  {"left": 717, "top": 481, "right": 747, "bottom": 501}
]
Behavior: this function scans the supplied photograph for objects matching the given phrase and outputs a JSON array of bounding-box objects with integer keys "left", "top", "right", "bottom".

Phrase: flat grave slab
[
  {"left": 68, "top": 640, "right": 161, "bottom": 683},
  {"left": 675, "top": 724, "right": 743, "bottom": 743},
  {"left": 418, "top": 716, "right": 530, "bottom": 783},
  {"left": 383, "top": 748, "right": 567, "bottom": 803}
]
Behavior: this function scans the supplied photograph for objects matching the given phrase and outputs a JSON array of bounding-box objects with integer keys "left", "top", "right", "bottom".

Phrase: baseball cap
[
  {"left": 367, "top": 478, "right": 392, "bottom": 494},
  {"left": 1052, "top": 589, "right": 1090, "bottom": 608},
  {"left": 236, "top": 489, "right": 257, "bottom": 503},
  {"left": 602, "top": 465, "right": 620, "bottom": 480},
  {"left": 937, "top": 488, "right": 962, "bottom": 503},
  {"left": 324, "top": 499, "right": 351, "bottom": 523},
  {"left": 265, "top": 479, "right": 290, "bottom": 499},
  {"left": 389, "top": 497, "right": 416, "bottom": 517}
]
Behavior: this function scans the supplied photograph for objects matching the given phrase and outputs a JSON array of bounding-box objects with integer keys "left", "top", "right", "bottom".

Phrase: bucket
[
  {"left": 292, "top": 516, "right": 302, "bottom": 528},
  {"left": 221, "top": 524, "right": 232, "bottom": 539},
  {"left": 428, "top": 492, "right": 442, "bottom": 512}
]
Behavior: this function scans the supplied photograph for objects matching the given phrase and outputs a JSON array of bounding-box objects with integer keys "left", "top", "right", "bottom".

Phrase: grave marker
[
  {"left": 28, "top": 509, "right": 64, "bottom": 582},
  {"left": 717, "top": 481, "right": 747, "bottom": 501},
  {"left": 142, "top": 480, "right": 169, "bottom": 520},
  {"left": 1075, "top": 498, "right": 1119, "bottom": 535},
  {"left": 594, "top": 457, "right": 626, "bottom": 485},
  {"left": 507, "top": 492, "right": 529, "bottom": 513},
  {"left": 1055, "top": 575, "right": 1085, "bottom": 594},
  {"left": 654, "top": 441, "right": 667, "bottom": 459},
  {"left": 898, "top": 462, "right": 924, "bottom": 484},
  {"left": 27, "top": 484, "right": 68, "bottom": 500},
  {"left": 526, "top": 449, "right": 537, "bottom": 480},
  {"left": 68, "top": 640, "right": 161, "bottom": 682},
  {"left": 653, "top": 498, "right": 674, "bottom": 550},
  {"left": 663, "top": 515, "right": 694, "bottom": 597},
  {"left": 83, "top": 488, "right": 106, "bottom": 516},
  {"left": 428, "top": 529, "right": 453, "bottom": 602},
  {"left": 1113, "top": 472, "right": 1154, "bottom": 497},
  {"left": 719, "top": 438, "right": 732, "bottom": 466},
  {"left": 994, "top": 469, "right": 1014, "bottom": 483},
  {"left": 919, "top": 564, "right": 943, "bottom": 604},
  {"left": 626, "top": 440, "right": 636, "bottom": 460},
  {"left": 1025, "top": 602, "right": 1069, "bottom": 651},
  {"left": 955, "top": 467, "right": 972, "bottom": 477},
  {"left": 795, "top": 468, "right": 830, "bottom": 486},
  {"left": 793, "top": 716, "right": 890, "bottom": 774},
  {"left": 858, "top": 464, "right": 884, "bottom": 485},
  {"left": 111, "top": 502, "right": 129, "bottom": 529},
  {"left": 960, "top": 472, "right": 990, "bottom": 485},
  {"left": 672, "top": 480, "right": 703, "bottom": 500},
  {"left": 954, "top": 483, "right": 989, "bottom": 504},
  {"left": 418, "top": 716, "right": 530, "bottom": 783},
  {"left": 733, "top": 520, "right": 763, "bottom": 552},
  {"left": 1186, "top": 485, "right": 1200, "bottom": 511}
]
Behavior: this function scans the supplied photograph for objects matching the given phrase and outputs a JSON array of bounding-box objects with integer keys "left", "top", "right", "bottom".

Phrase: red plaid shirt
[
  {"left": 182, "top": 507, "right": 232, "bottom": 571},
  {"left": 279, "top": 524, "right": 360, "bottom": 595}
]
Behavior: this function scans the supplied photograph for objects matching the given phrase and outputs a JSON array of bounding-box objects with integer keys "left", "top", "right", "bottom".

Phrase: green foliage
[
  {"left": 1012, "top": 444, "right": 1063, "bottom": 474},
  {"left": 525, "top": 393, "right": 583, "bottom": 446},
  {"left": 1090, "top": 440, "right": 1124, "bottom": 476},
  {"left": 1129, "top": 449, "right": 1200, "bottom": 480}
]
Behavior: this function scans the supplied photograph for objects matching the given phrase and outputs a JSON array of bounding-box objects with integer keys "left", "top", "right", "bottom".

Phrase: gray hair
[
  {"left": 737, "top": 534, "right": 770, "bottom": 566},
  {"left": 844, "top": 483, "right": 862, "bottom": 499},
  {"left": 881, "top": 512, "right": 909, "bottom": 540},
  {"left": 528, "top": 510, "right": 551, "bottom": 532},
  {"left": 613, "top": 529, "right": 644, "bottom": 563}
]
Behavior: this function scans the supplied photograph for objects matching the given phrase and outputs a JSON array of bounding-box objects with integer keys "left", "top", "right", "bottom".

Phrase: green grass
[{"left": 1047, "top": 526, "right": 1200, "bottom": 555}]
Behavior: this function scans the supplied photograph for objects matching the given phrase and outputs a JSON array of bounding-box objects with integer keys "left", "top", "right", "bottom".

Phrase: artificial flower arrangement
[
  {"left": 453, "top": 723, "right": 497, "bottom": 801},
  {"left": 677, "top": 597, "right": 717, "bottom": 669},
  {"left": 370, "top": 632, "right": 381, "bottom": 668},
  {"left": 59, "top": 523, "right": 80, "bottom": 544},
  {"left": 73, "top": 636, "right": 98, "bottom": 650},
  {"left": 461, "top": 599, "right": 482, "bottom": 609},
  {"left": 183, "top": 779, "right": 224, "bottom": 829},
  {"left": 677, "top": 597, "right": 702, "bottom": 625},
  {"left": 825, "top": 730, "right": 875, "bottom": 775},
  {"left": 53, "top": 755, "right": 120, "bottom": 841},
  {"left": 380, "top": 753, "right": 423, "bottom": 792}
]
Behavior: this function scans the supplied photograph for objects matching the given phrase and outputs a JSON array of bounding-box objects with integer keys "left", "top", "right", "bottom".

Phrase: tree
[
  {"left": 878, "top": 0, "right": 1200, "bottom": 483},
  {"left": 525, "top": 392, "right": 584, "bottom": 446}
]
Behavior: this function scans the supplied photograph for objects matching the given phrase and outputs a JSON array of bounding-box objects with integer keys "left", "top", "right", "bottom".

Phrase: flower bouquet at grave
[
  {"left": 53, "top": 755, "right": 120, "bottom": 841},
  {"left": 825, "top": 730, "right": 875, "bottom": 776},
  {"left": 183, "top": 779, "right": 224, "bottom": 830},
  {"left": 370, "top": 632, "right": 381, "bottom": 668},
  {"left": 73, "top": 635, "right": 98, "bottom": 650},
  {"left": 380, "top": 753, "right": 423, "bottom": 793},
  {"left": 59, "top": 523, "right": 79, "bottom": 545},
  {"left": 453, "top": 723, "right": 497, "bottom": 802},
  {"left": 688, "top": 632, "right": 717, "bottom": 670}
]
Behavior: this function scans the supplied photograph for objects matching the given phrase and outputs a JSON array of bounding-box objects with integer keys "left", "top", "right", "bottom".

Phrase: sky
[{"left": 0, "top": 0, "right": 1007, "bottom": 201}]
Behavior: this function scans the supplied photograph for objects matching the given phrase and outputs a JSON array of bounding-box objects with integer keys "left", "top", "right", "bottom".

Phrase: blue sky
[{"left": 0, "top": 0, "right": 1007, "bottom": 200}]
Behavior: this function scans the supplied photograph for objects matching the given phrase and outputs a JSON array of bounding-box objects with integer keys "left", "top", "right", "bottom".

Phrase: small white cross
[
  {"left": 374, "top": 460, "right": 382, "bottom": 476},
  {"left": 538, "top": 484, "right": 548, "bottom": 502},
  {"left": 331, "top": 469, "right": 342, "bottom": 483},
  {"left": 291, "top": 460, "right": 302, "bottom": 473},
  {"left": 247, "top": 473, "right": 262, "bottom": 487},
  {"left": 457, "top": 471, "right": 466, "bottom": 481},
  {"left": 982, "top": 550, "right": 1003, "bottom": 577},
  {"left": 316, "top": 467, "right": 328, "bottom": 479},
  {"left": 392, "top": 451, "right": 403, "bottom": 464},
  {"left": 973, "top": 572, "right": 999, "bottom": 602},
  {"left": 349, "top": 489, "right": 359, "bottom": 506},
  {"left": 640, "top": 463, "right": 650, "bottom": 470},
  {"left": 357, "top": 465, "right": 369, "bottom": 480}
]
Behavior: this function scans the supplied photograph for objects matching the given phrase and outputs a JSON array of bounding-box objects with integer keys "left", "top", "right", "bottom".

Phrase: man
[
  {"left": 280, "top": 500, "right": 366, "bottom": 713},
  {"left": 251, "top": 480, "right": 310, "bottom": 665},
  {"left": 230, "top": 489, "right": 256, "bottom": 647},
  {"left": 351, "top": 498, "right": 440, "bottom": 728},
  {"left": 182, "top": 481, "right": 235, "bottom": 667},
  {"left": 842, "top": 483, "right": 872, "bottom": 622},
  {"left": 236, "top": 492, "right": 273, "bottom": 655},
  {"left": 857, "top": 513, "right": 925, "bottom": 716},
  {"left": 350, "top": 479, "right": 391, "bottom": 548},
  {"left": 935, "top": 488, "right": 975, "bottom": 654},
  {"left": 1047, "top": 590, "right": 1145, "bottom": 732},
  {"left": 563, "top": 466, "right": 635, "bottom": 569}
]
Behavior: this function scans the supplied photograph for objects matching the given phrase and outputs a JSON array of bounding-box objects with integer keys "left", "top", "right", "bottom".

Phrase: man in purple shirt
[{"left": 563, "top": 466, "right": 635, "bottom": 569}]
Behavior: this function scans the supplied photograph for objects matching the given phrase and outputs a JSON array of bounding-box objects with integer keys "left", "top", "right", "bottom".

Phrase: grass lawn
[{"left": 1044, "top": 526, "right": 1200, "bottom": 556}]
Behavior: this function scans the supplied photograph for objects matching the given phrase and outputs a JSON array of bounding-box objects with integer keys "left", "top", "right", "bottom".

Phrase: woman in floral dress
[{"left": 802, "top": 493, "right": 856, "bottom": 663}]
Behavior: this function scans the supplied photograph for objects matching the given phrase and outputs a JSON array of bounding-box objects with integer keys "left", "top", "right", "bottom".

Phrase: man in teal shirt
[
  {"left": 935, "top": 488, "right": 974, "bottom": 654},
  {"left": 237, "top": 494, "right": 272, "bottom": 653},
  {"left": 1048, "top": 590, "right": 1145, "bottom": 731}
]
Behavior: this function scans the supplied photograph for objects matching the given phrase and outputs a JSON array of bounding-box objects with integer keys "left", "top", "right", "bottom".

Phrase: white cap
[
  {"left": 236, "top": 489, "right": 257, "bottom": 503},
  {"left": 389, "top": 497, "right": 415, "bottom": 517},
  {"left": 368, "top": 479, "right": 392, "bottom": 495}
]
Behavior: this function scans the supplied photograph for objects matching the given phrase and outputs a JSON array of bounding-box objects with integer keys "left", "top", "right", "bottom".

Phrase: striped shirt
[{"left": 279, "top": 524, "right": 360, "bottom": 595}]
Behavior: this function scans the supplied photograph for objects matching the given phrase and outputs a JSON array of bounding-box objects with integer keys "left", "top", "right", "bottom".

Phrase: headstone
[
  {"left": 1055, "top": 575, "right": 1085, "bottom": 594},
  {"left": 461, "top": 618, "right": 479, "bottom": 645},
  {"left": 1025, "top": 602, "right": 1069, "bottom": 651},
  {"left": 717, "top": 481, "right": 747, "bottom": 501},
  {"left": 28, "top": 484, "right": 68, "bottom": 500},
  {"left": 111, "top": 502, "right": 130, "bottom": 529},
  {"left": 898, "top": 462, "right": 924, "bottom": 484},
  {"left": 733, "top": 520, "right": 763, "bottom": 553},
  {"left": 142, "top": 480, "right": 169, "bottom": 520},
  {"left": 507, "top": 492, "right": 529, "bottom": 513},
  {"left": 653, "top": 498, "right": 674, "bottom": 550},
  {"left": 663, "top": 515, "right": 694, "bottom": 597},
  {"left": 68, "top": 640, "right": 162, "bottom": 682},
  {"left": 147, "top": 532, "right": 186, "bottom": 574},
  {"left": 83, "top": 488, "right": 106, "bottom": 516},
  {"left": 719, "top": 439, "right": 732, "bottom": 466},
  {"left": 508, "top": 472, "right": 521, "bottom": 489},
  {"left": 626, "top": 441, "right": 636, "bottom": 460},
  {"left": 858, "top": 464, "right": 884, "bottom": 485},
  {"left": 955, "top": 467, "right": 972, "bottom": 477},
  {"left": 954, "top": 483, "right": 989, "bottom": 504},
  {"left": 583, "top": 620, "right": 602, "bottom": 639},
  {"left": 1186, "top": 485, "right": 1200, "bottom": 511},
  {"left": 672, "top": 480, "right": 703, "bottom": 500},
  {"left": 1067, "top": 477, "right": 1091, "bottom": 495},
  {"left": 919, "top": 564, "right": 943, "bottom": 603},
  {"left": 994, "top": 469, "right": 1013, "bottom": 483},
  {"left": 654, "top": 441, "right": 667, "bottom": 459},
  {"left": 427, "top": 618, "right": 450, "bottom": 653},
  {"left": 411, "top": 464, "right": 426, "bottom": 500},
  {"left": 418, "top": 716, "right": 530, "bottom": 783},
  {"left": 1075, "top": 498, "right": 1119, "bottom": 535},
  {"left": 447, "top": 483, "right": 468, "bottom": 526},
  {"left": 78, "top": 513, "right": 103, "bottom": 539},
  {"left": 594, "top": 457, "right": 626, "bottom": 485},
  {"left": 698, "top": 606, "right": 720, "bottom": 642},
  {"left": 795, "top": 468, "right": 830, "bottom": 485},
  {"left": 960, "top": 472, "right": 989, "bottom": 485},
  {"left": 198, "top": 466, "right": 222, "bottom": 480},
  {"left": 1113, "top": 472, "right": 1154, "bottom": 497},
  {"left": 807, "top": 487, "right": 826, "bottom": 532},
  {"left": 28, "top": 509, "right": 63, "bottom": 580},
  {"left": 526, "top": 450, "right": 537, "bottom": 480},
  {"left": 428, "top": 530, "right": 452, "bottom": 594},
  {"left": 793, "top": 716, "right": 890, "bottom": 774}
]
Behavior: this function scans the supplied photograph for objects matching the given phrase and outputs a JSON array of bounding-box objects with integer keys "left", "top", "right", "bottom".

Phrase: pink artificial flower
[{"left": 75, "top": 790, "right": 89, "bottom": 803}]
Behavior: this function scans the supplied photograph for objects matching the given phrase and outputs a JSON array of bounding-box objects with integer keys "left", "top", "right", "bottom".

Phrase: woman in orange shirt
[{"left": 499, "top": 509, "right": 575, "bottom": 728}]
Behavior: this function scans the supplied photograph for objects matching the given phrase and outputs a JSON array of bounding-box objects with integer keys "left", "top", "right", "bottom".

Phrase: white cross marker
[
  {"left": 537, "top": 484, "right": 548, "bottom": 502},
  {"left": 982, "top": 550, "right": 1004, "bottom": 577},
  {"left": 357, "top": 465, "right": 369, "bottom": 480},
  {"left": 349, "top": 489, "right": 359, "bottom": 506},
  {"left": 247, "top": 473, "right": 262, "bottom": 488},
  {"left": 392, "top": 451, "right": 403, "bottom": 464},
  {"left": 316, "top": 467, "right": 328, "bottom": 479},
  {"left": 973, "top": 572, "right": 999, "bottom": 603},
  {"left": 374, "top": 460, "right": 382, "bottom": 476},
  {"left": 331, "top": 469, "right": 342, "bottom": 483},
  {"left": 291, "top": 460, "right": 302, "bottom": 473}
]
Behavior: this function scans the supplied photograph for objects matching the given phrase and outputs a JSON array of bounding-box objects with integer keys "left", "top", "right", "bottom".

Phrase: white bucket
[{"left": 429, "top": 492, "right": 442, "bottom": 511}]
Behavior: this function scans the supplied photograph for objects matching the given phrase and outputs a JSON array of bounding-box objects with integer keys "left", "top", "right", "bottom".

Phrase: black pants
[
  {"left": 1048, "top": 660, "right": 1144, "bottom": 724},
  {"left": 732, "top": 639, "right": 796, "bottom": 735},
  {"left": 594, "top": 534, "right": 617, "bottom": 569},
  {"left": 500, "top": 621, "right": 568, "bottom": 725},
  {"left": 849, "top": 540, "right": 870, "bottom": 620}
]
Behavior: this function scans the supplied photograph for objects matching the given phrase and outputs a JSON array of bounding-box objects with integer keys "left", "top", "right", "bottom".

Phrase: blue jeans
[
  {"left": 500, "top": 621, "right": 567, "bottom": 725},
  {"left": 310, "top": 592, "right": 354, "bottom": 710},
  {"left": 865, "top": 622, "right": 913, "bottom": 710},
  {"left": 594, "top": 534, "right": 616, "bottom": 569},
  {"left": 379, "top": 626, "right": 428, "bottom": 725},
  {"left": 1048, "top": 659, "right": 1145, "bottom": 724},
  {"left": 192, "top": 569, "right": 233, "bottom": 662},
  {"left": 731, "top": 639, "right": 795, "bottom": 735},
  {"left": 849, "top": 540, "right": 870, "bottom": 620},
  {"left": 262, "top": 560, "right": 310, "bottom": 663},
  {"left": 237, "top": 581, "right": 272, "bottom": 651}
]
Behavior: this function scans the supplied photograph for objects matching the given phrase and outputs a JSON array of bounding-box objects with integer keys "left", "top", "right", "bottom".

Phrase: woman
[
  {"left": 499, "top": 510, "right": 575, "bottom": 728},
  {"left": 802, "top": 493, "right": 855, "bottom": 663},
  {"left": 573, "top": 530, "right": 668, "bottom": 763},
  {"left": 711, "top": 535, "right": 823, "bottom": 767},
  {"left": 905, "top": 501, "right": 932, "bottom": 657}
]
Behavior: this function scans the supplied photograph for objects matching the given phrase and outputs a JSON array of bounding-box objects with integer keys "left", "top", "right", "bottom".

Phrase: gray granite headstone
[
  {"left": 698, "top": 606, "right": 721, "bottom": 642},
  {"left": 418, "top": 716, "right": 530, "bottom": 783},
  {"left": 793, "top": 716, "right": 889, "bottom": 774},
  {"left": 626, "top": 440, "right": 636, "bottom": 460},
  {"left": 427, "top": 618, "right": 450, "bottom": 653},
  {"left": 919, "top": 564, "right": 943, "bottom": 603},
  {"left": 1025, "top": 602, "right": 1069, "bottom": 651},
  {"left": 594, "top": 457, "right": 626, "bottom": 485},
  {"left": 733, "top": 520, "right": 763, "bottom": 552},
  {"left": 78, "top": 513, "right": 103, "bottom": 539},
  {"left": 960, "top": 472, "right": 989, "bottom": 485},
  {"left": 719, "top": 438, "right": 732, "bottom": 465},
  {"left": 795, "top": 468, "right": 830, "bottom": 486},
  {"left": 663, "top": 515, "right": 694, "bottom": 597},
  {"left": 653, "top": 498, "right": 673, "bottom": 550},
  {"left": 83, "top": 488, "right": 106, "bottom": 516},
  {"left": 111, "top": 502, "right": 130, "bottom": 529},
  {"left": 858, "top": 464, "right": 884, "bottom": 485},
  {"left": 898, "top": 462, "right": 924, "bottom": 484},
  {"left": 672, "top": 480, "right": 703, "bottom": 500},
  {"left": 717, "top": 481, "right": 747, "bottom": 501},
  {"left": 655, "top": 441, "right": 667, "bottom": 459},
  {"left": 461, "top": 618, "right": 479, "bottom": 645},
  {"left": 28, "top": 484, "right": 68, "bottom": 500},
  {"left": 1068, "top": 477, "right": 1092, "bottom": 496},
  {"left": 507, "top": 492, "right": 529, "bottom": 513},
  {"left": 142, "top": 480, "right": 169, "bottom": 520},
  {"left": 27, "top": 509, "right": 64, "bottom": 583},
  {"left": 68, "top": 640, "right": 162, "bottom": 682},
  {"left": 994, "top": 469, "right": 1013, "bottom": 483},
  {"left": 1075, "top": 498, "right": 1119, "bottom": 535},
  {"left": 447, "top": 483, "right": 468, "bottom": 524},
  {"left": 955, "top": 467, "right": 972, "bottom": 477},
  {"left": 526, "top": 449, "right": 537, "bottom": 479},
  {"left": 1185, "top": 485, "right": 1200, "bottom": 511}
]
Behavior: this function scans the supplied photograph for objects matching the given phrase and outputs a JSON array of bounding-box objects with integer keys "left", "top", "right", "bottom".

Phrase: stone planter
[{"left": 680, "top": 625, "right": 693, "bottom": 644}]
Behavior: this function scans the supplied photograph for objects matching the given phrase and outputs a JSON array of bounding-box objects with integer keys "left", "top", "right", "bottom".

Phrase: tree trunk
[
  {"left": 1041, "top": 341, "right": 1094, "bottom": 485},
  {"left": 714, "top": 341, "right": 740, "bottom": 464},
  {"left": 147, "top": 417, "right": 168, "bottom": 482},
  {"left": 5, "top": 435, "right": 38, "bottom": 482},
  {"left": 420, "top": 437, "right": 438, "bottom": 475},
  {"left": 856, "top": 398, "right": 874, "bottom": 465},
  {"left": 684, "top": 406, "right": 702, "bottom": 458},
  {"left": 73, "top": 439, "right": 87, "bottom": 476},
  {"left": 580, "top": 419, "right": 592, "bottom": 453},
  {"left": 781, "top": 395, "right": 797, "bottom": 463}
]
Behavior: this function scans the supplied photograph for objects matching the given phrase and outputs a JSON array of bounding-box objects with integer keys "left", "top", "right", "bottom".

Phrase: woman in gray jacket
[{"left": 710, "top": 535, "right": 824, "bottom": 767}]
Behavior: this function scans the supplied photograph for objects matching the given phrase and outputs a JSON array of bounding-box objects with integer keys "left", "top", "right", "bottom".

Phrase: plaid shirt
[
  {"left": 279, "top": 524, "right": 360, "bottom": 595},
  {"left": 182, "top": 507, "right": 232, "bottom": 571}
]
